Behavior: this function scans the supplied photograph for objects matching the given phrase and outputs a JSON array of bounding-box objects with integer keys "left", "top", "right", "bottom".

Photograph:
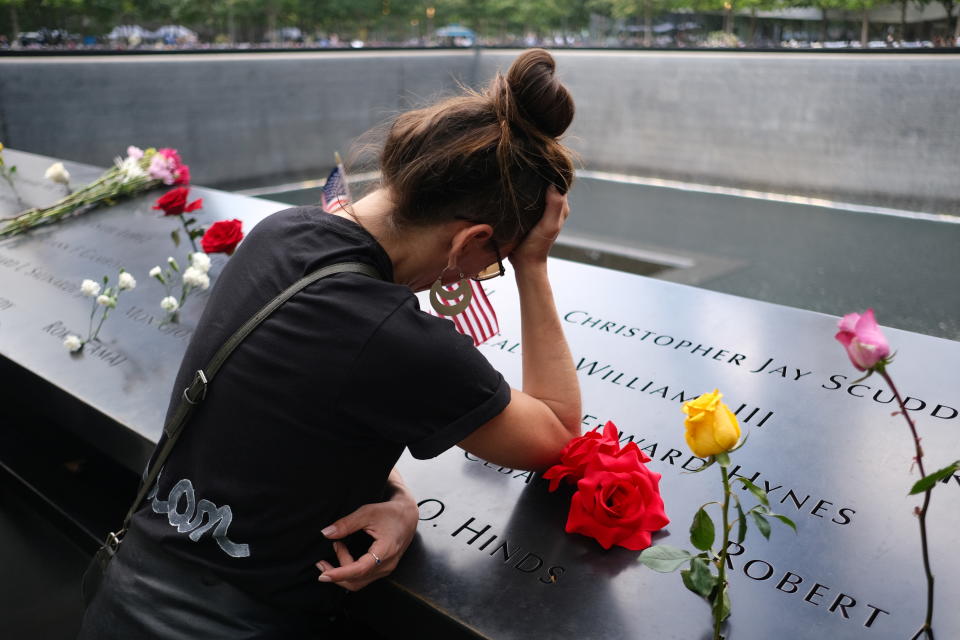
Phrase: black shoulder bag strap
[{"left": 82, "top": 261, "right": 382, "bottom": 604}]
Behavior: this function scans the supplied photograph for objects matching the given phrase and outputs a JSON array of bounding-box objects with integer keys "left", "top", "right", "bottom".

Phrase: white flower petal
[
  {"left": 63, "top": 334, "right": 83, "bottom": 352},
  {"left": 118, "top": 272, "right": 137, "bottom": 290}
]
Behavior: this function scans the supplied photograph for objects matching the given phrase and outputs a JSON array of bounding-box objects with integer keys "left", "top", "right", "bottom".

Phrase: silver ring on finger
[{"left": 369, "top": 551, "right": 382, "bottom": 566}]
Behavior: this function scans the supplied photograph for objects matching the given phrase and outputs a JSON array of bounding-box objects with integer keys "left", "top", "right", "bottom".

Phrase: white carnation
[
  {"left": 63, "top": 334, "right": 83, "bottom": 352},
  {"left": 45, "top": 161, "right": 71, "bottom": 185},
  {"left": 115, "top": 156, "right": 146, "bottom": 183},
  {"left": 118, "top": 272, "right": 137, "bottom": 290},
  {"left": 182, "top": 266, "right": 210, "bottom": 290},
  {"left": 190, "top": 252, "right": 211, "bottom": 273},
  {"left": 80, "top": 279, "right": 101, "bottom": 297},
  {"left": 96, "top": 294, "right": 116, "bottom": 308},
  {"left": 160, "top": 296, "right": 179, "bottom": 312},
  {"left": 149, "top": 266, "right": 162, "bottom": 278}
]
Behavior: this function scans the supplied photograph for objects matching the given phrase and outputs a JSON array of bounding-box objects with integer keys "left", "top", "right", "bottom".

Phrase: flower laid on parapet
[
  {"left": 0, "top": 146, "right": 190, "bottom": 237},
  {"left": 835, "top": 309, "right": 957, "bottom": 640},
  {"left": 639, "top": 390, "right": 796, "bottom": 640},
  {"left": 153, "top": 186, "right": 204, "bottom": 251},
  {"left": 64, "top": 270, "right": 137, "bottom": 353},
  {"left": 201, "top": 219, "right": 244, "bottom": 255},
  {"left": 543, "top": 421, "right": 669, "bottom": 550},
  {"left": 149, "top": 253, "right": 209, "bottom": 322},
  {"left": 45, "top": 161, "right": 72, "bottom": 194},
  {"left": 0, "top": 142, "right": 21, "bottom": 204},
  {"left": 148, "top": 218, "right": 243, "bottom": 322}
]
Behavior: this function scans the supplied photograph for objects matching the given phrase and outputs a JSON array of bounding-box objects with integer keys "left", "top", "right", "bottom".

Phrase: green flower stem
[
  {"left": 1, "top": 170, "right": 158, "bottom": 237},
  {"left": 91, "top": 305, "right": 110, "bottom": 342},
  {"left": 714, "top": 464, "right": 732, "bottom": 640},
  {"left": 179, "top": 214, "right": 199, "bottom": 252},
  {"left": 87, "top": 297, "right": 98, "bottom": 342},
  {"left": 881, "top": 370, "right": 935, "bottom": 640}
]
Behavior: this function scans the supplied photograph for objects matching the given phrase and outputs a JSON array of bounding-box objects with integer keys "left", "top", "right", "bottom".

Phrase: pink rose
[{"left": 835, "top": 309, "right": 890, "bottom": 371}]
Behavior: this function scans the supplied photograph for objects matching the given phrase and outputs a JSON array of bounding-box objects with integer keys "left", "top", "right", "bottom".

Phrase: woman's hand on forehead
[{"left": 507, "top": 186, "right": 569, "bottom": 268}]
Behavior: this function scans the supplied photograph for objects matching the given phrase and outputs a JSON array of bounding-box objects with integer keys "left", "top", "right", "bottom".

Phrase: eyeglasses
[{"left": 471, "top": 240, "right": 505, "bottom": 282}]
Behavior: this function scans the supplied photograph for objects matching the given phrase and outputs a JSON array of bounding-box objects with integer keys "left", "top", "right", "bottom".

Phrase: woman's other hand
[
  {"left": 315, "top": 469, "right": 418, "bottom": 591},
  {"left": 508, "top": 186, "right": 569, "bottom": 268}
]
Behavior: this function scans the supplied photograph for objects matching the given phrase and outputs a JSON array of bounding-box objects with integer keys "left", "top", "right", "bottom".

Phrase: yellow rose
[{"left": 682, "top": 389, "right": 741, "bottom": 458}]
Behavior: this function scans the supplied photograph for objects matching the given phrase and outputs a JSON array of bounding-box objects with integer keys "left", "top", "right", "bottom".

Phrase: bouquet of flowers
[{"left": 0, "top": 146, "right": 190, "bottom": 237}]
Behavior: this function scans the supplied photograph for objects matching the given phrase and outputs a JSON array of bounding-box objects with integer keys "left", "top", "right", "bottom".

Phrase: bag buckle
[
  {"left": 106, "top": 529, "right": 124, "bottom": 552},
  {"left": 182, "top": 370, "right": 208, "bottom": 405}
]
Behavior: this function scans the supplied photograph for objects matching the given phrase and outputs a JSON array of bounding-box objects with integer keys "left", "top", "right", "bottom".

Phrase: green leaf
[
  {"left": 712, "top": 582, "right": 732, "bottom": 623},
  {"left": 681, "top": 556, "right": 717, "bottom": 598},
  {"left": 690, "top": 507, "right": 716, "bottom": 551},
  {"left": 751, "top": 510, "right": 771, "bottom": 539},
  {"left": 909, "top": 461, "right": 960, "bottom": 495},
  {"left": 638, "top": 545, "right": 693, "bottom": 573},
  {"left": 8, "top": 166, "right": 16, "bottom": 174},
  {"left": 771, "top": 514, "right": 797, "bottom": 533},
  {"left": 735, "top": 502, "right": 748, "bottom": 544},
  {"left": 715, "top": 452, "right": 731, "bottom": 467},
  {"left": 738, "top": 477, "right": 770, "bottom": 509},
  {"left": 189, "top": 228, "right": 205, "bottom": 239},
  {"left": 171, "top": 229, "right": 181, "bottom": 247},
  {"left": 184, "top": 217, "right": 196, "bottom": 226}
]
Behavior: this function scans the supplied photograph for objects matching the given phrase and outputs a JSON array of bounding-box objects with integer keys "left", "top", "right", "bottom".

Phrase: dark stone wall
[{"left": 2, "top": 49, "right": 957, "bottom": 212}]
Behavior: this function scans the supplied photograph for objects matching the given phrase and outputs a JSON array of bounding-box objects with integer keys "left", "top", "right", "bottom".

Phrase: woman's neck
[{"left": 331, "top": 188, "right": 456, "bottom": 292}]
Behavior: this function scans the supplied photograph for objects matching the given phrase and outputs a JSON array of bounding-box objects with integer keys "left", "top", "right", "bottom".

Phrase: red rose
[
  {"left": 564, "top": 442, "right": 669, "bottom": 550},
  {"left": 543, "top": 421, "right": 621, "bottom": 491},
  {"left": 153, "top": 187, "right": 202, "bottom": 217},
  {"left": 201, "top": 219, "right": 244, "bottom": 255}
]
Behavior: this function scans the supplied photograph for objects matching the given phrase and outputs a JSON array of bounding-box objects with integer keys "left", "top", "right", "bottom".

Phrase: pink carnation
[{"left": 148, "top": 154, "right": 175, "bottom": 184}]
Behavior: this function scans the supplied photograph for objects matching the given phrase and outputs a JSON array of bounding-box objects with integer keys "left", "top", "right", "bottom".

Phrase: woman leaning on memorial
[{"left": 78, "top": 48, "right": 582, "bottom": 637}]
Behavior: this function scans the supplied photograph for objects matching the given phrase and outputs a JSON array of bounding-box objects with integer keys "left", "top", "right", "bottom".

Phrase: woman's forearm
[{"left": 514, "top": 260, "right": 581, "bottom": 435}]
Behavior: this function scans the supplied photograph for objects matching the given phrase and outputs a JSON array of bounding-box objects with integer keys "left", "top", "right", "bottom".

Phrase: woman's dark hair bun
[{"left": 503, "top": 49, "right": 575, "bottom": 139}]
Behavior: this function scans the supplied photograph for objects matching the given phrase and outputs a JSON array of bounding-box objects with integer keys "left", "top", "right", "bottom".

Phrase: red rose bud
[
  {"left": 835, "top": 308, "right": 891, "bottom": 371},
  {"left": 201, "top": 219, "right": 244, "bottom": 255},
  {"left": 543, "top": 421, "right": 623, "bottom": 492},
  {"left": 564, "top": 443, "right": 669, "bottom": 551},
  {"left": 152, "top": 187, "right": 203, "bottom": 217}
]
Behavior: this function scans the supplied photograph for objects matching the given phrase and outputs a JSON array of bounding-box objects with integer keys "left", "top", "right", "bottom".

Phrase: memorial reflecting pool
[{"left": 246, "top": 173, "right": 960, "bottom": 342}]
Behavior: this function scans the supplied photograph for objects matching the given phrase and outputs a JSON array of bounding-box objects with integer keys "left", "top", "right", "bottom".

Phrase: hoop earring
[{"left": 430, "top": 274, "right": 472, "bottom": 316}]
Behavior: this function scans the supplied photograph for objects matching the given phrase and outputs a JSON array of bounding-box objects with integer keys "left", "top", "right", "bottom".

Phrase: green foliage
[
  {"left": 711, "top": 583, "right": 731, "bottom": 623},
  {"left": 681, "top": 555, "right": 718, "bottom": 597},
  {"left": 770, "top": 513, "right": 797, "bottom": 532},
  {"left": 737, "top": 477, "right": 769, "bottom": 509},
  {"left": 909, "top": 461, "right": 960, "bottom": 495},
  {"left": 734, "top": 501, "right": 747, "bottom": 544},
  {"left": 638, "top": 544, "right": 693, "bottom": 572},
  {"left": 690, "top": 506, "right": 716, "bottom": 551},
  {"left": 750, "top": 509, "right": 771, "bottom": 539}
]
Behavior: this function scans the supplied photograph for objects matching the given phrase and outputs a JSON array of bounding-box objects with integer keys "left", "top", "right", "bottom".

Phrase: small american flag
[
  {"left": 430, "top": 280, "right": 500, "bottom": 347},
  {"left": 320, "top": 153, "right": 499, "bottom": 347},
  {"left": 320, "top": 166, "right": 349, "bottom": 213}
]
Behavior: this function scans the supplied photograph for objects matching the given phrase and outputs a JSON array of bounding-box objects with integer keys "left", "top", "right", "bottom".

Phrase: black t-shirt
[{"left": 133, "top": 206, "right": 510, "bottom": 614}]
